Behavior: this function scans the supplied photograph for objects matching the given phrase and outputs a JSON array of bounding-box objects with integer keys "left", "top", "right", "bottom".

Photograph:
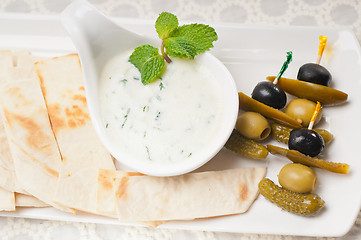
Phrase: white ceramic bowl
[{"left": 61, "top": 0, "right": 239, "bottom": 176}]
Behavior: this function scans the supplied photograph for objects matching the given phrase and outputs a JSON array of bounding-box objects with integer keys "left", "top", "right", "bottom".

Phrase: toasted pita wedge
[
  {"left": 0, "top": 50, "right": 25, "bottom": 194},
  {"left": 111, "top": 168, "right": 266, "bottom": 221},
  {"left": 97, "top": 169, "right": 164, "bottom": 227},
  {"left": 0, "top": 187, "right": 15, "bottom": 211},
  {"left": 35, "top": 54, "right": 115, "bottom": 214},
  {"left": 0, "top": 51, "right": 45, "bottom": 195},
  {"left": 15, "top": 193, "right": 49, "bottom": 208},
  {"left": 0, "top": 54, "right": 71, "bottom": 212}
]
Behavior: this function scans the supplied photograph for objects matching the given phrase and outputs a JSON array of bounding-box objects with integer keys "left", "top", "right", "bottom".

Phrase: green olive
[
  {"left": 285, "top": 99, "right": 323, "bottom": 127},
  {"left": 278, "top": 163, "right": 317, "bottom": 193},
  {"left": 235, "top": 112, "right": 271, "bottom": 140}
]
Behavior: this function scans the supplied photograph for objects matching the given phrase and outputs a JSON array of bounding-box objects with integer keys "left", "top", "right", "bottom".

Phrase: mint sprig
[{"left": 128, "top": 12, "right": 217, "bottom": 85}]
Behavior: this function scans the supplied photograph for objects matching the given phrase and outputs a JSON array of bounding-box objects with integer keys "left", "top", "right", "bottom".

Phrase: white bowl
[{"left": 61, "top": 0, "right": 239, "bottom": 176}]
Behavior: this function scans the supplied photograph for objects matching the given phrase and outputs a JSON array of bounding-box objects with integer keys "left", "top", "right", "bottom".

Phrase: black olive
[
  {"left": 288, "top": 128, "right": 324, "bottom": 157},
  {"left": 251, "top": 81, "right": 287, "bottom": 109},
  {"left": 297, "top": 63, "right": 332, "bottom": 87}
]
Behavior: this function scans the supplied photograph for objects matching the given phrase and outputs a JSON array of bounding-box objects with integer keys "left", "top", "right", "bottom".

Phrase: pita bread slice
[
  {"left": 0, "top": 50, "right": 43, "bottom": 195},
  {"left": 15, "top": 193, "right": 49, "bottom": 208},
  {"left": 0, "top": 54, "right": 71, "bottom": 212},
  {"left": 97, "top": 169, "right": 164, "bottom": 227},
  {"left": 35, "top": 54, "right": 115, "bottom": 214},
  {"left": 112, "top": 168, "right": 266, "bottom": 221},
  {"left": 0, "top": 187, "right": 15, "bottom": 211},
  {"left": 0, "top": 50, "right": 25, "bottom": 194}
]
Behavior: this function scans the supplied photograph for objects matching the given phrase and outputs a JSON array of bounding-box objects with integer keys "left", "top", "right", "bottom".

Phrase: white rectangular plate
[{"left": 0, "top": 14, "right": 360, "bottom": 237}]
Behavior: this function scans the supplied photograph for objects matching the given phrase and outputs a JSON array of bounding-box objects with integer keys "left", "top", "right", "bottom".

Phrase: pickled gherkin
[
  {"left": 266, "top": 76, "right": 348, "bottom": 106},
  {"left": 271, "top": 123, "right": 334, "bottom": 145},
  {"left": 267, "top": 144, "right": 349, "bottom": 174},
  {"left": 225, "top": 129, "right": 268, "bottom": 159},
  {"left": 259, "top": 178, "right": 324, "bottom": 216},
  {"left": 238, "top": 91, "right": 302, "bottom": 128}
]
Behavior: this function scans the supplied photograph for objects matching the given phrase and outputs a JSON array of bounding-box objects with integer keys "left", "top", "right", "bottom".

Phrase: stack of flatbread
[{"left": 0, "top": 50, "right": 266, "bottom": 225}]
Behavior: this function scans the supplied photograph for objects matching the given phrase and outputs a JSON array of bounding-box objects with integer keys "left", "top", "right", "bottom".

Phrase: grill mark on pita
[
  {"left": 65, "top": 105, "right": 90, "bottom": 128},
  {"left": 116, "top": 176, "right": 129, "bottom": 200},
  {"left": 5, "top": 87, "right": 31, "bottom": 106},
  {"left": 238, "top": 182, "right": 249, "bottom": 201},
  {"left": 47, "top": 104, "right": 66, "bottom": 134},
  {"left": 99, "top": 169, "right": 116, "bottom": 176},
  {"left": 6, "top": 87, "right": 20, "bottom": 95},
  {"left": 3, "top": 109, "right": 53, "bottom": 151},
  {"left": 39, "top": 101, "right": 65, "bottom": 162},
  {"left": 2, "top": 109, "right": 13, "bottom": 128},
  {"left": 35, "top": 66, "right": 47, "bottom": 99},
  {"left": 10, "top": 140, "right": 59, "bottom": 178},
  {"left": 98, "top": 171, "right": 113, "bottom": 191},
  {"left": 79, "top": 86, "right": 85, "bottom": 91},
  {"left": 72, "top": 94, "right": 87, "bottom": 105}
]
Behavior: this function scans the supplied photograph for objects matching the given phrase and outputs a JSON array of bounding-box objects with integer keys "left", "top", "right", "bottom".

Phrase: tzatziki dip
[{"left": 99, "top": 50, "right": 224, "bottom": 165}]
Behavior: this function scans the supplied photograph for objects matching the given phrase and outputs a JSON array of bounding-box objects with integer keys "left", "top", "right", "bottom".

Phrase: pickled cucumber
[
  {"left": 238, "top": 91, "right": 302, "bottom": 128},
  {"left": 314, "top": 129, "right": 334, "bottom": 145},
  {"left": 259, "top": 178, "right": 324, "bottom": 216},
  {"left": 266, "top": 76, "right": 348, "bottom": 106},
  {"left": 267, "top": 144, "right": 349, "bottom": 174},
  {"left": 271, "top": 123, "right": 334, "bottom": 145},
  {"left": 224, "top": 129, "right": 268, "bottom": 159}
]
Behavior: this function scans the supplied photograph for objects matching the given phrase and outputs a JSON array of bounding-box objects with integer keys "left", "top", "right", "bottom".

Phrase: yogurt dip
[{"left": 99, "top": 51, "right": 224, "bottom": 165}]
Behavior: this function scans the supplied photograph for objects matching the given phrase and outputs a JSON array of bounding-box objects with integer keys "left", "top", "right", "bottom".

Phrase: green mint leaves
[
  {"left": 129, "top": 45, "right": 165, "bottom": 85},
  {"left": 128, "top": 12, "right": 217, "bottom": 85},
  {"left": 155, "top": 12, "right": 178, "bottom": 39},
  {"left": 165, "top": 23, "right": 218, "bottom": 59}
]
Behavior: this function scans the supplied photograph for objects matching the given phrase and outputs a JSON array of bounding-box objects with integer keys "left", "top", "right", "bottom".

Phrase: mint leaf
[
  {"left": 129, "top": 45, "right": 159, "bottom": 71},
  {"left": 129, "top": 45, "right": 165, "bottom": 85},
  {"left": 164, "top": 23, "right": 218, "bottom": 59},
  {"left": 155, "top": 12, "right": 178, "bottom": 39},
  {"left": 163, "top": 37, "right": 197, "bottom": 59},
  {"left": 141, "top": 55, "right": 165, "bottom": 85}
]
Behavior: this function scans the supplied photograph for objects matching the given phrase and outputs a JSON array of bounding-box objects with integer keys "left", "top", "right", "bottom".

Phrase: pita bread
[
  {"left": 0, "top": 50, "right": 25, "bottom": 194},
  {"left": 97, "top": 168, "right": 266, "bottom": 221},
  {"left": 35, "top": 54, "right": 115, "bottom": 214},
  {"left": 0, "top": 187, "right": 15, "bottom": 211},
  {"left": 0, "top": 53, "right": 71, "bottom": 212},
  {"left": 15, "top": 193, "right": 49, "bottom": 208},
  {"left": 96, "top": 169, "right": 164, "bottom": 227},
  {"left": 0, "top": 50, "right": 45, "bottom": 195}
]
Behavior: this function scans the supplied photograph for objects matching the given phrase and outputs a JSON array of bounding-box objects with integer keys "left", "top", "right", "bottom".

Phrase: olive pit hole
[{"left": 260, "top": 127, "right": 271, "bottom": 139}]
